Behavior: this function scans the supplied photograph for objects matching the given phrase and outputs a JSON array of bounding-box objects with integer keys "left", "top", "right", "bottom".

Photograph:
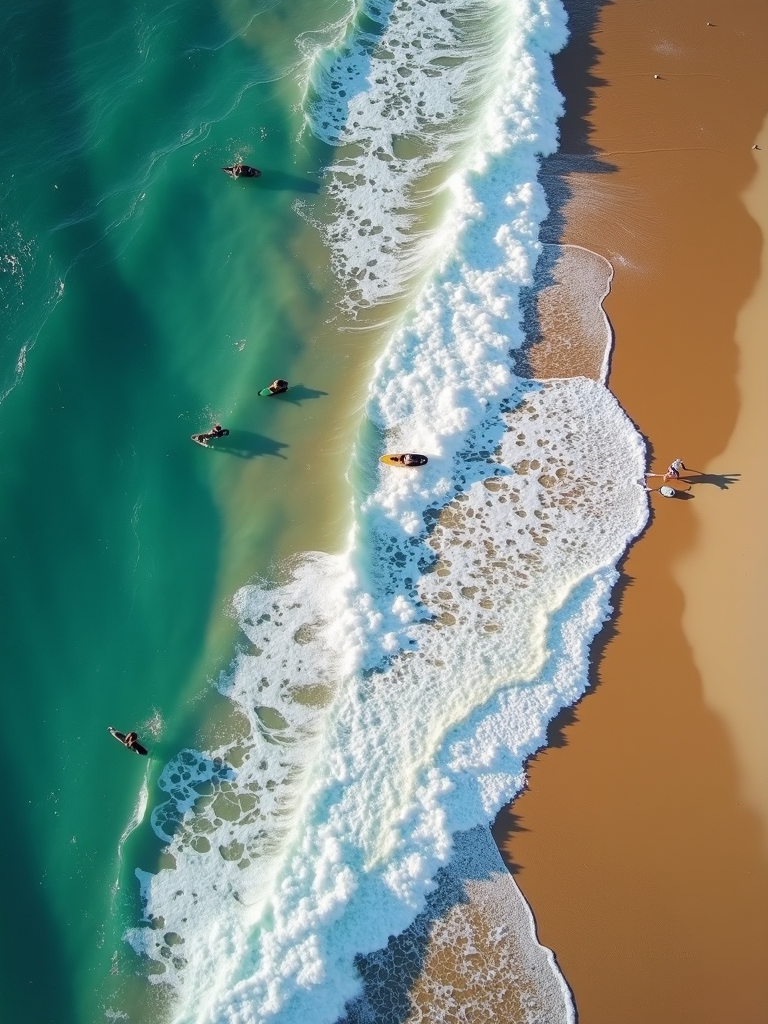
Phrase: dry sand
[
  {"left": 675, "top": 106, "right": 768, "bottom": 850},
  {"left": 492, "top": 1, "right": 768, "bottom": 1022}
]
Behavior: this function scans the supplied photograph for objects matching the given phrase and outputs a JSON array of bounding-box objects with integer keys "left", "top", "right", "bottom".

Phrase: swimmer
[
  {"left": 268, "top": 379, "right": 289, "bottom": 394},
  {"left": 222, "top": 163, "right": 261, "bottom": 179}
]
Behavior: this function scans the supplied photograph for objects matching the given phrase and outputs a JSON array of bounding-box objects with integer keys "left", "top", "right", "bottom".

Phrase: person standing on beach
[
  {"left": 664, "top": 458, "right": 686, "bottom": 481},
  {"left": 645, "top": 458, "right": 687, "bottom": 481}
]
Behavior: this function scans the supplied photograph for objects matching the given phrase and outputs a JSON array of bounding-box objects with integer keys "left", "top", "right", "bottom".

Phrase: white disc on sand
[{"left": 659, "top": 485, "right": 676, "bottom": 497}]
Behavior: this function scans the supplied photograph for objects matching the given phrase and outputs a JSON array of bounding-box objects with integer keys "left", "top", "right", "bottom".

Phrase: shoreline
[{"left": 493, "top": 1, "right": 768, "bottom": 1021}]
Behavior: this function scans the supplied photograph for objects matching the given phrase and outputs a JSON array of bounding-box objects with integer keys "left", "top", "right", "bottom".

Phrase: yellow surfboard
[{"left": 380, "top": 453, "right": 429, "bottom": 467}]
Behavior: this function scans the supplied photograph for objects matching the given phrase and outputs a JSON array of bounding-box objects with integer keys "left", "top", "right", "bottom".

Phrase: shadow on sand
[
  {"left": 647, "top": 471, "right": 741, "bottom": 500},
  {"left": 679, "top": 470, "right": 740, "bottom": 491}
]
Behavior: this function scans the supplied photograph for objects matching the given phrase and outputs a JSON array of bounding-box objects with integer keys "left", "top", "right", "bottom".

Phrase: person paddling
[
  {"left": 191, "top": 423, "right": 230, "bottom": 447},
  {"left": 267, "top": 379, "right": 288, "bottom": 394},
  {"left": 108, "top": 726, "right": 148, "bottom": 755},
  {"left": 381, "top": 453, "right": 428, "bottom": 467},
  {"left": 222, "top": 163, "right": 261, "bottom": 179}
]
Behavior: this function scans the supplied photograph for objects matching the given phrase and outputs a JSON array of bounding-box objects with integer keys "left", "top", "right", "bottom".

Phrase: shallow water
[{"left": 0, "top": 2, "right": 647, "bottom": 1022}]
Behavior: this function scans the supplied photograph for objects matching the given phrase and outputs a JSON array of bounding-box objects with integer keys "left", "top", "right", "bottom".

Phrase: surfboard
[
  {"left": 191, "top": 430, "right": 229, "bottom": 445},
  {"left": 380, "top": 453, "right": 429, "bottom": 467},
  {"left": 259, "top": 385, "right": 288, "bottom": 397},
  {"left": 222, "top": 165, "right": 261, "bottom": 179},
  {"left": 108, "top": 727, "right": 148, "bottom": 756}
]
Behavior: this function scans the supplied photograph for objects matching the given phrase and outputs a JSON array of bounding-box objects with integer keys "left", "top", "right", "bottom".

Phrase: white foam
[
  {"left": 303, "top": 0, "right": 566, "bottom": 310},
  {"left": 128, "top": 2, "right": 650, "bottom": 1021},
  {"left": 113, "top": 777, "right": 150, "bottom": 901}
]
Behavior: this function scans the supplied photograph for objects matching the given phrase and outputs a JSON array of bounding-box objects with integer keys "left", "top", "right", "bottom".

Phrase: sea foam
[
  {"left": 304, "top": 0, "right": 563, "bottom": 310},
  {"left": 128, "top": 2, "right": 648, "bottom": 1021}
]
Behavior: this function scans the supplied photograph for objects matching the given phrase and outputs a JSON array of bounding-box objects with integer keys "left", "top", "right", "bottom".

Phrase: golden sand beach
[{"left": 493, "top": 1, "right": 768, "bottom": 1021}]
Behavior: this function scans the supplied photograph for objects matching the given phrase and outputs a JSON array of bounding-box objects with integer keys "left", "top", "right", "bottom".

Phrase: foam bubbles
[
  {"left": 345, "top": 826, "right": 573, "bottom": 1023},
  {"left": 304, "top": 0, "right": 567, "bottom": 309}
]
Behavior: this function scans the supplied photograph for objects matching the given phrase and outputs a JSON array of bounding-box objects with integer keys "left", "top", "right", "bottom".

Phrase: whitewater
[{"left": 127, "top": 1, "right": 648, "bottom": 1021}]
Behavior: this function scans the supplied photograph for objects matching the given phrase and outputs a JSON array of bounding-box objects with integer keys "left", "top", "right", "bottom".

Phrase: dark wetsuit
[
  {"left": 193, "top": 426, "right": 229, "bottom": 445},
  {"left": 109, "top": 727, "right": 148, "bottom": 755},
  {"left": 222, "top": 164, "right": 261, "bottom": 179}
]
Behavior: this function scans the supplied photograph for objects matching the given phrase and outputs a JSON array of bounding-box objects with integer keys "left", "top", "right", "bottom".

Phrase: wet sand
[{"left": 493, "top": 1, "right": 768, "bottom": 1022}]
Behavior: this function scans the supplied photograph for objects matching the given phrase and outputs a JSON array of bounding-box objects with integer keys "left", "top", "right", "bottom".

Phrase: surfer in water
[
  {"left": 267, "top": 379, "right": 289, "bottom": 394},
  {"left": 387, "top": 453, "right": 427, "bottom": 466},
  {"left": 222, "top": 163, "right": 261, "bottom": 179},
  {"left": 108, "top": 727, "right": 148, "bottom": 755},
  {"left": 192, "top": 423, "right": 230, "bottom": 447}
]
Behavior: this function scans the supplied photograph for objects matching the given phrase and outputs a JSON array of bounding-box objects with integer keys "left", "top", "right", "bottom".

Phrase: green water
[
  {"left": 0, "top": 0, "right": 486, "bottom": 1017},
  {"left": 0, "top": 1, "right": 362, "bottom": 1020}
]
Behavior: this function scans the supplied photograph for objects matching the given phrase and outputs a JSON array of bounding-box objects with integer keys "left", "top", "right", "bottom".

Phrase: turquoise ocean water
[{"left": 0, "top": 2, "right": 648, "bottom": 1022}]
